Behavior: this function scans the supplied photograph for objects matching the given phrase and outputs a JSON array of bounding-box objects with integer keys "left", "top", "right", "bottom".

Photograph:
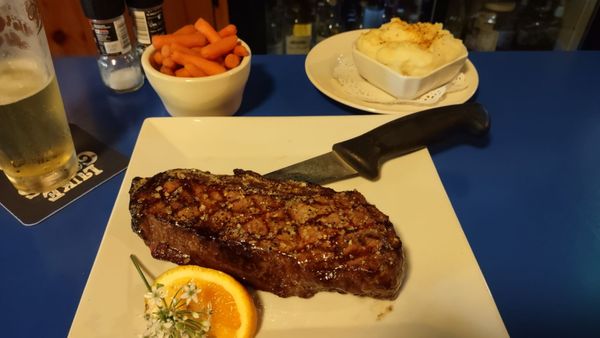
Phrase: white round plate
[{"left": 305, "top": 30, "right": 479, "bottom": 115}]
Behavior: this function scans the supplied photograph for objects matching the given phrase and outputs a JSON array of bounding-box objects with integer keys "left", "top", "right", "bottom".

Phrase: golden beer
[{"left": 0, "top": 58, "right": 77, "bottom": 193}]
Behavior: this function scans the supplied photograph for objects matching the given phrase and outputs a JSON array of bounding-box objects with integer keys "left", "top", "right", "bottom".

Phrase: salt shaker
[
  {"left": 80, "top": 0, "right": 144, "bottom": 93},
  {"left": 126, "top": 0, "right": 166, "bottom": 59}
]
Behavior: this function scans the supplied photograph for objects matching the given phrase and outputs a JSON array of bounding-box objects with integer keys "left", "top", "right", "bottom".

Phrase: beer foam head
[{"left": 0, "top": 58, "right": 50, "bottom": 105}]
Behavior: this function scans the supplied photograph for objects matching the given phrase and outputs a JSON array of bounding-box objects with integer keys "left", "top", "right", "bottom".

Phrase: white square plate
[{"left": 69, "top": 116, "right": 508, "bottom": 338}]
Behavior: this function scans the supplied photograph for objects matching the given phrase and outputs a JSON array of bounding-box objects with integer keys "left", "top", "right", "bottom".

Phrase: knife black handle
[{"left": 332, "top": 102, "right": 490, "bottom": 180}]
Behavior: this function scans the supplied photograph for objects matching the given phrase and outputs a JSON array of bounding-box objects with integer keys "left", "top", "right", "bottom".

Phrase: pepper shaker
[
  {"left": 80, "top": 0, "right": 144, "bottom": 93},
  {"left": 126, "top": 0, "right": 166, "bottom": 59}
]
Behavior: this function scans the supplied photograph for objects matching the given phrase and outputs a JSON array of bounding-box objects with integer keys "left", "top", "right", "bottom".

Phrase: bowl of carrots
[{"left": 142, "top": 18, "right": 251, "bottom": 116}]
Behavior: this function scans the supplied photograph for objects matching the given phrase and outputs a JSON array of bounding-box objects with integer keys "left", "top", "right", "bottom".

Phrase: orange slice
[{"left": 153, "top": 265, "right": 257, "bottom": 338}]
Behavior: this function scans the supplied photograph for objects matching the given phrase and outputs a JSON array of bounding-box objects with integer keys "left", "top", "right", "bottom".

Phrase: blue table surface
[{"left": 1, "top": 52, "right": 599, "bottom": 338}]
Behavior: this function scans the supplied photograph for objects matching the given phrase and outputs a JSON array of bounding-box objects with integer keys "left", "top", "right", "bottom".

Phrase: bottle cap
[
  {"left": 80, "top": 0, "right": 125, "bottom": 20},
  {"left": 126, "top": 0, "right": 163, "bottom": 9}
]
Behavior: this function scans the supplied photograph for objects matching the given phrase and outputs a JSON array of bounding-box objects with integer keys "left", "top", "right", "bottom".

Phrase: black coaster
[{"left": 0, "top": 124, "right": 128, "bottom": 226}]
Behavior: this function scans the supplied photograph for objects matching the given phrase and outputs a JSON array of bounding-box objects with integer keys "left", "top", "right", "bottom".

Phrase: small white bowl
[
  {"left": 141, "top": 41, "right": 251, "bottom": 116},
  {"left": 351, "top": 43, "right": 467, "bottom": 100}
]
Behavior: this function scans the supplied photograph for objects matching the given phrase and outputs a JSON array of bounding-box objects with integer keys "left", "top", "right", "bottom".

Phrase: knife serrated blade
[
  {"left": 264, "top": 152, "right": 358, "bottom": 185},
  {"left": 264, "top": 102, "right": 490, "bottom": 185}
]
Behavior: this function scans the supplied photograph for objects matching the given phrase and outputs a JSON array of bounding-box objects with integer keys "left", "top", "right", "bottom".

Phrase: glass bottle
[
  {"left": 362, "top": 0, "right": 386, "bottom": 28},
  {"left": 341, "top": 0, "right": 363, "bottom": 31},
  {"left": 126, "top": 0, "right": 166, "bottom": 59},
  {"left": 265, "top": 0, "right": 285, "bottom": 54},
  {"left": 464, "top": 1, "right": 517, "bottom": 51},
  {"left": 515, "top": 0, "right": 562, "bottom": 50},
  {"left": 381, "top": 0, "right": 408, "bottom": 22},
  {"left": 315, "top": 0, "right": 342, "bottom": 43},
  {"left": 80, "top": 0, "right": 144, "bottom": 93},
  {"left": 444, "top": 0, "right": 467, "bottom": 39},
  {"left": 284, "top": 0, "right": 314, "bottom": 55}
]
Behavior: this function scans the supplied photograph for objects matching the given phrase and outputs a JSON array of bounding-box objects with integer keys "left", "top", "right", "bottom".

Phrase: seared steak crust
[{"left": 129, "top": 169, "right": 404, "bottom": 299}]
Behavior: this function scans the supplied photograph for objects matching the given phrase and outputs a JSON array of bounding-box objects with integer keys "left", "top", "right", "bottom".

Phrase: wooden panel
[
  {"left": 163, "top": 0, "right": 230, "bottom": 31},
  {"left": 38, "top": 0, "right": 229, "bottom": 56},
  {"left": 38, "top": 0, "right": 96, "bottom": 56},
  {"left": 212, "top": 0, "right": 230, "bottom": 30},
  {"left": 163, "top": 0, "right": 212, "bottom": 32}
]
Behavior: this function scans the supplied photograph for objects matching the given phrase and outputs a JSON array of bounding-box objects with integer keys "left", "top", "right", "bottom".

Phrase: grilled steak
[{"left": 129, "top": 169, "right": 404, "bottom": 299}]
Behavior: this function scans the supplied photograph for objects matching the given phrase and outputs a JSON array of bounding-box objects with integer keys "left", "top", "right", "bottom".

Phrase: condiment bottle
[
  {"left": 126, "top": 0, "right": 166, "bottom": 58},
  {"left": 362, "top": 0, "right": 386, "bottom": 29},
  {"left": 514, "top": 0, "right": 563, "bottom": 50},
  {"left": 315, "top": 0, "right": 342, "bottom": 43},
  {"left": 444, "top": 0, "right": 467, "bottom": 39},
  {"left": 465, "top": 1, "right": 517, "bottom": 51},
  {"left": 284, "top": 0, "right": 313, "bottom": 54},
  {"left": 265, "top": 0, "right": 285, "bottom": 54},
  {"left": 80, "top": 0, "right": 144, "bottom": 93},
  {"left": 341, "top": 0, "right": 363, "bottom": 31}
]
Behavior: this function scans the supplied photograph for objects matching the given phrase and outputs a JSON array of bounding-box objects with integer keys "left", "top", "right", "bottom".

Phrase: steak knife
[{"left": 264, "top": 102, "right": 490, "bottom": 185}]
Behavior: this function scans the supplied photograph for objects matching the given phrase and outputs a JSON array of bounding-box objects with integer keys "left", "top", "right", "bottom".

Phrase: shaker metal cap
[{"left": 80, "top": 0, "right": 125, "bottom": 20}]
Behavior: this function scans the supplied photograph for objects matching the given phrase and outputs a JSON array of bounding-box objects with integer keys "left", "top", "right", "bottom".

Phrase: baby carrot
[
  {"left": 175, "top": 67, "right": 192, "bottom": 77},
  {"left": 169, "top": 42, "right": 202, "bottom": 56},
  {"left": 218, "top": 24, "right": 237, "bottom": 38},
  {"left": 152, "top": 50, "right": 163, "bottom": 66},
  {"left": 200, "top": 35, "right": 238, "bottom": 60},
  {"left": 161, "top": 44, "right": 172, "bottom": 58},
  {"left": 233, "top": 44, "right": 249, "bottom": 57},
  {"left": 171, "top": 51, "right": 226, "bottom": 76},
  {"left": 162, "top": 56, "right": 176, "bottom": 69},
  {"left": 173, "top": 24, "right": 197, "bottom": 35},
  {"left": 224, "top": 53, "right": 240, "bottom": 69},
  {"left": 160, "top": 65, "right": 174, "bottom": 76},
  {"left": 184, "top": 63, "right": 207, "bottom": 77},
  {"left": 152, "top": 32, "right": 208, "bottom": 49},
  {"left": 194, "top": 18, "right": 221, "bottom": 44},
  {"left": 190, "top": 46, "right": 203, "bottom": 54}
]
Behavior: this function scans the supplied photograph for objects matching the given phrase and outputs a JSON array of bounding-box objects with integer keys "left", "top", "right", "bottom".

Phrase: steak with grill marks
[{"left": 129, "top": 169, "right": 405, "bottom": 299}]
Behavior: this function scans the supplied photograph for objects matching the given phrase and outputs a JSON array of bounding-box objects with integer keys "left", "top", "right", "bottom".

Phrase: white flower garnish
[
  {"left": 132, "top": 256, "right": 211, "bottom": 338},
  {"left": 181, "top": 281, "right": 200, "bottom": 306},
  {"left": 144, "top": 284, "right": 166, "bottom": 307}
]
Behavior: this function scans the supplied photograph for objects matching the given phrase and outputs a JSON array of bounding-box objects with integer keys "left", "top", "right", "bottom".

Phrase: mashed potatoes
[{"left": 355, "top": 18, "right": 467, "bottom": 77}]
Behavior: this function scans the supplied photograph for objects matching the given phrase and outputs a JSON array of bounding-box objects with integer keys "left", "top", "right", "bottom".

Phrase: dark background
[{"left": 228, "top": 0, "right": 600, "bottom": 54}]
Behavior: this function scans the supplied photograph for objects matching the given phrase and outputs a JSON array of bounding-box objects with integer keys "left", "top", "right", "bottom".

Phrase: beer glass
[{"left": 0, "top": 0, "right": 78, "bottom": 193}]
